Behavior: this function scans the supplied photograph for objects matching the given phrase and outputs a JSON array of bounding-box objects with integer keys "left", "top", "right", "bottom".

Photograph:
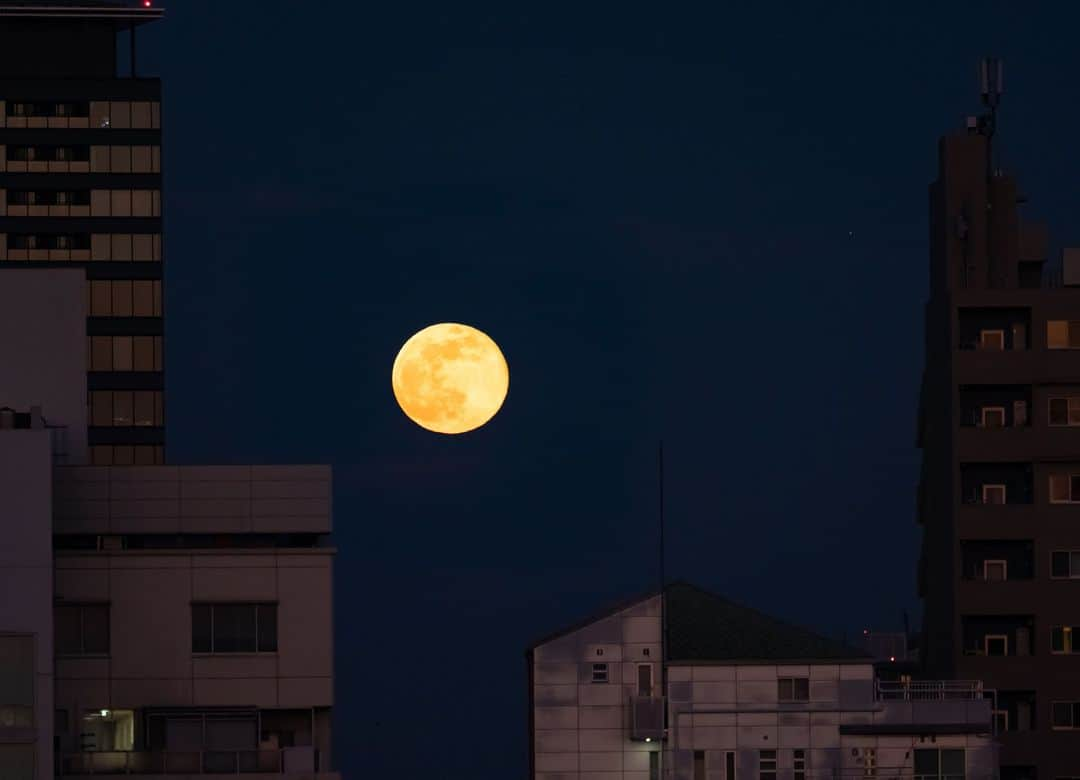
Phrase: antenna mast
[{"left": 979, "top": 58, "right": 1003, "bottom": 287}]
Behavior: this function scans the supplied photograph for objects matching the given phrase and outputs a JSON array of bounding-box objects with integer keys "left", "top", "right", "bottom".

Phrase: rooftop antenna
[{"left": 978, "top": 58, "right": 1003, "bottom": 287}]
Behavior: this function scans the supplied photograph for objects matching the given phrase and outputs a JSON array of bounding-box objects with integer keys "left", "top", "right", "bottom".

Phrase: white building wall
[
  {"left": 532, "top": 597, "right": 997, "bottom": 780},
  {"left": 53, "top": 549, "right": 334, "bottom": 717},
  {"left": 0, "top": 430, "right": 55, "bottom": 780},
  {"left": 0, "top": 269, "right": 88, "bottom": 463}
]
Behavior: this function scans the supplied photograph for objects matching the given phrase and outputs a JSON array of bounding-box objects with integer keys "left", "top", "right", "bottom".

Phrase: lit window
[
  {"left": 1051, "top": 626, "right": 1079, "bottom": 654},
  {"left": 981, "top": 484, "right": 1006, "bottom": 505},
  {"left": 1049, "top": 475, "right": 1080, "bottom": 504},
  {"left": 1048, "top": 321, "right": 1080, "bottom": 349},
  {"left": 979, "top": 329, "right": 1005, "bottom": 350}
]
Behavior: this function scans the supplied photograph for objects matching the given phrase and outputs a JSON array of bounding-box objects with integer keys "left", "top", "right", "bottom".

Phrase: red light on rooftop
[{"left": 142, "top": 1, "right": 151, "bottom": 7}]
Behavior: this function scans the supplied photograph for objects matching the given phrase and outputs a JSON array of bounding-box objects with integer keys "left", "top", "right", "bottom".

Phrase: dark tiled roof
[
  {"left": 666, "top": 582, "right": 870, "bottom": 662},
  {"left": 529, "top": 581, "right": 869, "bottom": 663}
]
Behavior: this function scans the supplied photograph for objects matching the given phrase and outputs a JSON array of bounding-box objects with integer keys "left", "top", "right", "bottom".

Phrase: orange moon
[{"left": 391, "top": 323, "right": 509, "bottom": 434}]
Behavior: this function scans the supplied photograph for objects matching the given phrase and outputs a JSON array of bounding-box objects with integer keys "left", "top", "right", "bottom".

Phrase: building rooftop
[
  {"left": 531, "top": 581, "right": 871, "bottom": 663},
  {"left": 0, "top": 0, "right": 163, "bottom": 23}
]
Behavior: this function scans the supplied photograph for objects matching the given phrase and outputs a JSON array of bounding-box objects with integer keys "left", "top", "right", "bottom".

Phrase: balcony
[
  {"left": 58, "top": 749, "right": 338, "bottom": 777},
  {"left": 876, "top": 680, "right": 984, "bottom": 701}
]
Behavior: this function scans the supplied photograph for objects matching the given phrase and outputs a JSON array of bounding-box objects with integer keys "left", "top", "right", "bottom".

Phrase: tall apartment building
[
  {"left": 918, "top": 66, "right": 1080, "bottom": 779},
  {"left": 0, "top": 0, "right": 166, "bottom": 466},
  {"left": 0, "top": 5, "right": 339, "bottom": 779},
  {"left": 528, "top": 583, "right": 996, "bottom": 780}
]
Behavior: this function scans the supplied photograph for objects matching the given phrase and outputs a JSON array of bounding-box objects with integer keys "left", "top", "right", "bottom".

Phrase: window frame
[
  {"left": 190, "top": 602, "right": 278, "bottom": 655},
  {"left": 979, "top": 329, "right": 1005, "bottom": 350},
  {"left": 1051, "top": 550, "right": 1080, "bottom": 579},
  {"left": 981, "top": 484, "right": 1007, "bottom": 505},
  {"left": 1048, "top": 474, "right": 1080, "bottom": 504},
  {"left": 1048, "top": 396, "right": 1080, "bottom": 427},
  {"left": 590, "top": 662, "right": 609, "bottom": 684},
  {"left": 980, "top": 406, "right": 1006, "bottom": 428},
  {"left": 982, "top": 559, "right": 1008, "bottom": 582},
  {"left": 777, "top": 676, "right": 810, "bottom": 702},
  {"left": 1051, "top": 625, "right": 1078, "bottom": 655},
  {"left": 984, "top": 634, "right": 1009, "bottom": 656},
  {"left": 54, "top": 602, "right": 110, "bottom": 657},
  {"left": 758, "top": 749, "right": 777, "bottom": 780},
  {"left": 1050, "top": 701, "right": 1080, "bottom": 730}
]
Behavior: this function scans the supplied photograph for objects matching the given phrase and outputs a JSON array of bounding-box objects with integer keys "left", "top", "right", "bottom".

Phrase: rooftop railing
[
  {"left": 876, "top": 680, "right": 984, "bottom": 701},
  {"left": 59, "top": 748, "right": 320, "bottom": 776}
]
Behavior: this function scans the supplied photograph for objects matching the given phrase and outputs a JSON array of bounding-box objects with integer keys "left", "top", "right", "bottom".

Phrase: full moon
[{"left": 392, "top": 323, "right": 509, "bottom": 434}]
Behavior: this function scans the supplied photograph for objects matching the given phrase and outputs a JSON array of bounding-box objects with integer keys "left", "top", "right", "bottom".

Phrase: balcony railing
[
  {"left": 876, "top": 680, "right": 984, "bottom": 701},
  {"left": 59, "top": 749, "right": 319, "bottom": 775}
]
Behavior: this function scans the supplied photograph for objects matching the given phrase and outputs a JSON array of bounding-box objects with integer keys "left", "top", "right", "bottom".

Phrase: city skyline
[{"left": 3, "top": 2, "right": 1080, "bottom": 779}]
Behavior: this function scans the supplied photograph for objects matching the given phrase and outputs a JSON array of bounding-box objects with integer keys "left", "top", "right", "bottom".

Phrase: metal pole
[
  {"left": 130, "top": 24, "right": 137, "bottom": 77},
  {"left": 658, "top": 441, "right": 667, "bottom": 777}
]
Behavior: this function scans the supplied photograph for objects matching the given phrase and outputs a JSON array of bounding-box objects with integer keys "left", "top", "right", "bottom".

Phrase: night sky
[{"left": 139, "top": 3, "right": 1080, "bottom": 777}]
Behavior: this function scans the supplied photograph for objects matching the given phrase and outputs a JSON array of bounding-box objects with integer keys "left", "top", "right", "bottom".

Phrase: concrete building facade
[
  {"left": 0, "top": 4, "right": 339, "bottom": 779},
  {"left": 0, "top": 0, "right": 167, "bottom": 466},
  {"left": 917, "top": 77, "right": 1080, "bottom": 778},
  {"left": 529, "top": 584, "right": 997, "bottom": 780}
]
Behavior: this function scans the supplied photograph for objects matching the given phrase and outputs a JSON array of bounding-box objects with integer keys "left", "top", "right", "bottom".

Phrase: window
[
  {"left": 860, "top": 748, "right": 877, "bottom": 778},
  {"left": 979, "top": 329, "right": 1005, "bottom": 350},
  {"left": 1049, "top": 397, "right": 1080, "bottom": 426},
  {"left": 637, "top": 663, "right": 653, "bottom": 696},
  {"left": 1051, "top": 701, "right": 1080, "bottom": 730},
  {"left": 0, "top": 636, "right": 34, "bottom": 731},
  {"left": 87, "top": 280, "right": 162, "bottom": 318},
  {"left": 1051, "top": 551, "right": 1080, "bottom": 579},
  {"left": 993, "top": 709, "right": 1009, "bottom": 733},
  {"left": 1051, "top": 626, "right": 1079, "bottom": 654},
  {"left": 649, "top": 751, "right": 660, "bottom": 780},
  {"left": 87, "top": 336, "right": 163, "bottom": 373},
  {"left": 54, "top": 604, "right": 110, "bottom": 655},
  {"left": 982, "top": 484, "right": 1006, "bottom": 505},
  {"left": 914, "top": 748, "right": 965, "bottom": 780},
  {"left": 793, "top": 749, "right": 806, "bottom": 780},
  {"left": 694, "top": 750, "right": 706, "bottom": 780},
  {"left": 0, "top": 745, "right": 34, "bottom": 780},
  {"left": 759, "top": 750, "right": 777, "bottom": 780},
  {"left": 1048, "top": 320, "right": 1080, "bottom": 349},
  {"left": 191, "top": 603, "right": 277, "bottom": 654},
  {"left": 985, "top": 634, "right": 1008, "bottom": 656},
  {"left": 726, "top": 752, "right": 735, "bottom": 780},
  {"left": 88, "top": 391, "right": 163, "bottom": 427},
  {"left": 1049, "top": 474, "right": 1080, "bottom": 504},
  {"left": 778, "top": 677, "right": 810, "bottom": 701},
  {"left": 980, "top": 406, "right": 1006, "bottom": 428},
  {"left": 983, "top": 560, "right": 1008, "bottom": 582},
  {"left": 591, "top": 663, "right": 608, "bottom": 683}
]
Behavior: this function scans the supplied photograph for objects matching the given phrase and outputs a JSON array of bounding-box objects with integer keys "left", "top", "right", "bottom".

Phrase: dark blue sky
[{"left": 142, "top": 2, "right": 1080, "bottom": 777}]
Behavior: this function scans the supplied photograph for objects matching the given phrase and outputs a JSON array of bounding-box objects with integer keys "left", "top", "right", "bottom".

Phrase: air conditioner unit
[{"left": 282, "top": 746, "right": 315, "bottom": 774}]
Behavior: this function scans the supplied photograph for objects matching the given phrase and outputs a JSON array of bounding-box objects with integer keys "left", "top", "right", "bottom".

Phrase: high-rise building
[
  {"left": 918, "top": 62, "right": 1080, "bottom": 779},
  {"left": 0, "top": 5, "right": 339, "bottom": 779},
  {"left": 0, "top": 0, "right": 166, "bottom": 467}
]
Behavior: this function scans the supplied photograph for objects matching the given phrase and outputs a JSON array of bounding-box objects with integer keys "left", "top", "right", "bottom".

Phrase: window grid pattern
[
  {"left": 87, "top": 280, "right": 162, "bottom": 318},
  {"left": 87, "top": 336, "right": 163, "bottom": 373},
  {"left": 88, "top": 390, "right": 164, "bottom": 428},
  {"left": 89, "top": 445, "right": 164, "bottom": 466},
  {"left": 191, "top": 604, "right": 278, "bottom": 654}
]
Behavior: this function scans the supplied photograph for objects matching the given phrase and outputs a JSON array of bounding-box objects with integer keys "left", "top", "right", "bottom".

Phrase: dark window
[
  {"left": 591, "top": 663, "right": 608, "bottom": 683},
  {"left": 191, "top": 604, "right": 277, "bottom": 654},
  {"left": 793, "top": 749, "right": 806, "bottom": 780},
  {"left": 694, "top": 750, "right": 706, "bottom": 780},
  {"left": 637, "top": 664, "right": 652, "bottom": 696},
  {"left": 759, "top": 749, "right": 777, "bottom": 780},
  {"left": 54, "top": 604, "right": 109, "bottom": 655},
  {"left": 915, "top": 748, "right": 966, "bottom": 780},
  {"left": 1051, "top": 701, "right": 1080, "bottom": 730},
  {"left": 778, "top": 677, "right": 810, "bottom": 702},
  {"left": 1051, "top": 551, "right": 1080, "bottom": 579},
  {"left": 649, "top": 751, "right": 660, "bottom": 780}
]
